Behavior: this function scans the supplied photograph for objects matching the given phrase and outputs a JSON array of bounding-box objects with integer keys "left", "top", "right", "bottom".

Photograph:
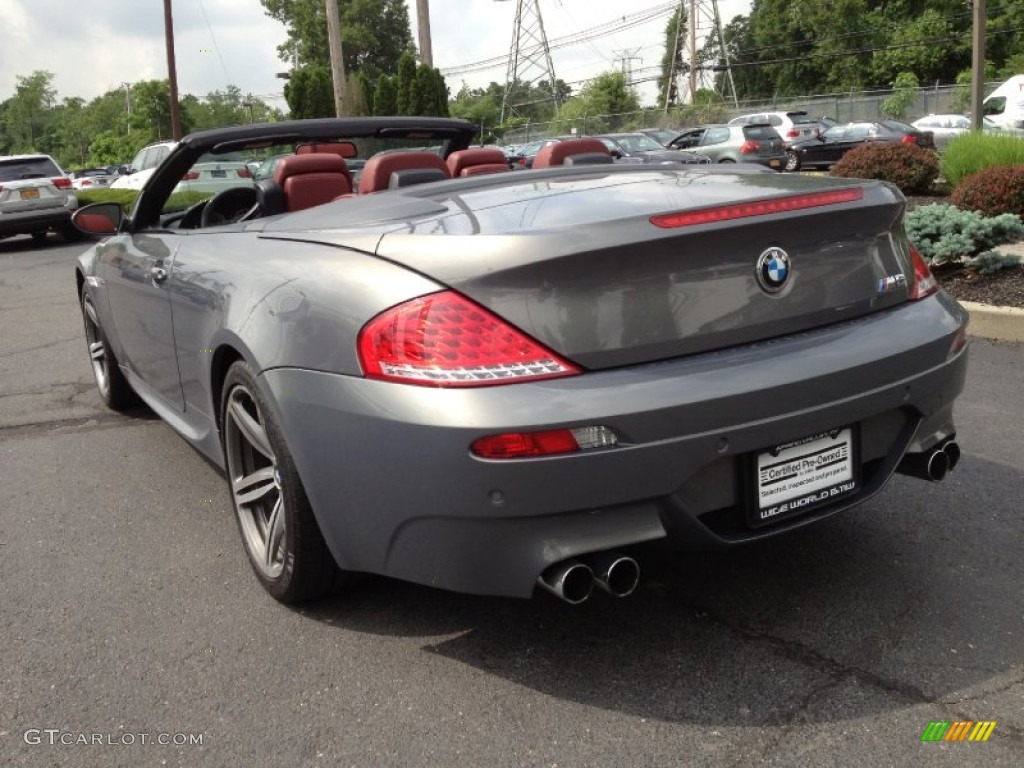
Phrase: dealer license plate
[
  {"left": 751, "top": 428, "right": 857, "bottom": 526},
  {"left": 20, "top": 188, "right": 40, "bottom": 200}
]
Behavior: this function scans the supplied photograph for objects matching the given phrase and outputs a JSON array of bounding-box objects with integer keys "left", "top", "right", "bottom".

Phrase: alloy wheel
[
  {"left": 81, "top": 294, "right": 110, "bottom": 398},
  {"left": 224, "top": 384, "right": 286, "bottom": 578}
]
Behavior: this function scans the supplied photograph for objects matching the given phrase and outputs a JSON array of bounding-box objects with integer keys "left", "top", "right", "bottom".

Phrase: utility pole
[
  {"left": 325, "top": 0, "right": 347, "bottom": 117},
  {"left": 163, "top": 0, "right": 182, "bottom": 140},
  {"left": 416, "top": 0, "right": 433, "bottom": 67},
  {"left": 971, "top": 0, "right": 986, "bottom": 130}
]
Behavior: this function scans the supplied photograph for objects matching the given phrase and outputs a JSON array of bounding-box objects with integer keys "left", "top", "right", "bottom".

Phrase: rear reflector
[
  {"left": 237, "top": 168, "right": 252, "bottom": 178},
  {"left": 908, "top": 244, "right": 938, "bottom": 300},
  {"left": 739, "top": 140, "right": 759, "bottom": 154},
  {"left": 472, "top": 426, "right": 618, "bottom": 459},
  {"left": 358, "top": 290, "right": 581, "bottom": 387},
  {"left": 901, "top": 135, "right": 918, "bottom": 144},
  {"left": 650, "top": 187, "right": 864, "bottom": 228},
  {"left": 183, "top": 172, "right": 200, "bottom": 181},
  {"left": 52, "top": 177, "right": 72, "bottom": 189}
]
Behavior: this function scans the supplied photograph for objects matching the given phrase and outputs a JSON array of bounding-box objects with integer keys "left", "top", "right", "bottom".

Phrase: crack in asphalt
[
  {"left": 0, "top": 413, "right": 150, "bottom": 441},
  {"left": 0, "top": 335, "right": 81, "bottom": 360},
  {"left": 0, "top": 381, "right": 94, "bottom": 400}
]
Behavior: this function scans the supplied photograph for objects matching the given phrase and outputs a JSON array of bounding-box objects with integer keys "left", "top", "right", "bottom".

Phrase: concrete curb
[{"left": 961, "top": 301, "right": 1024, "bottom": 343}]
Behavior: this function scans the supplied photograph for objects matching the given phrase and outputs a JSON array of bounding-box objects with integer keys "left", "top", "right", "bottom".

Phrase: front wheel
[
  {"left": 80, "top": 291, "right": 140, "bottom": 411},
  {"left": 221, "top": 361, "right": 348, "bottom": 602},
  {"left": 784, "top": 151, "right": 801, "bottom": 172}
]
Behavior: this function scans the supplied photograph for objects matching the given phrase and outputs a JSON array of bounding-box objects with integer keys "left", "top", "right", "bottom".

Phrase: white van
[{"left": 982, "top": 75, "right": 1024, "bottom": 131}]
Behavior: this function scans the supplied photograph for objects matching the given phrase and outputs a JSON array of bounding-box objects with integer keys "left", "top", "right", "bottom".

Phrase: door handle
[{"left": 150, "top": 266, "right": 168, "bottom": 284}]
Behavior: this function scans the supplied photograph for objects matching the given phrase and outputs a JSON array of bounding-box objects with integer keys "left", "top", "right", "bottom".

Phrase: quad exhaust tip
[{"left": 537, "top": 551, "right": 640, "bottom": 603}]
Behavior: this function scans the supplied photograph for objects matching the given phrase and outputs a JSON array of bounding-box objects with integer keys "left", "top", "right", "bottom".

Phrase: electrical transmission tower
[
  {"left": 614, "top": 48, "right": 643, "bottom": 84},
  {"left": 497, "top": 0, "right": 560, "bottom": 123},
  {"left": 664, "top": 0, "right": 737, "bottom": 110}
]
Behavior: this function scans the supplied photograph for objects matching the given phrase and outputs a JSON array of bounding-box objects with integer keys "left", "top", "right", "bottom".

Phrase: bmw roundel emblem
[{"left": 756, "top": 247, "right": 791, "bottom": 293}]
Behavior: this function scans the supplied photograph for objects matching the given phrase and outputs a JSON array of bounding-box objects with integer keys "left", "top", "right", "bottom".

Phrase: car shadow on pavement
[{"left": 299, "top": 456, "right": 1023, "bottom": 727}]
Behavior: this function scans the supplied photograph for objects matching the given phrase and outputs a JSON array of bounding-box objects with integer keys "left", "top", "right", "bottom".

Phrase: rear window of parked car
[
  {"left": 743, "top": 125, "right": 780, "bottom": 141},
  {"left": 0, "top": 157, "right": 61, "bottom": 182}
]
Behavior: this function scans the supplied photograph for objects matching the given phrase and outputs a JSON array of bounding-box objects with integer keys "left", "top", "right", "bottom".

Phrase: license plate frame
[
  {"left": 20, "top": 188, "right": 40, "bottom": 200},
  {"left": 748, "top": 427, "right": 859, "bottom": 527}
]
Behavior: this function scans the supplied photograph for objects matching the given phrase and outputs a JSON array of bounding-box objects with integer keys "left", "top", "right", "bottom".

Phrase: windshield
[{"left": 616, "top": 135, "right": 666, "bottom": 152}]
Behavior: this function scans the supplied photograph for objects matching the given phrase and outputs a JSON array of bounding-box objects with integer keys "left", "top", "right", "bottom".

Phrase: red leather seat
[
  {"left": 273, "top": 153, "right": 352, "bottom": 212},
  {"left": 446, "top": 148, "right": 510, "bottom": 177},
  {"left": 295, "top": 143, "right": 355, "bottom": 188},
  {"left": 358, "top": 152, "right": 450, "bottom": 194},
  {"left": 533, "top": 138, "right": 612, "bottom": 168}
]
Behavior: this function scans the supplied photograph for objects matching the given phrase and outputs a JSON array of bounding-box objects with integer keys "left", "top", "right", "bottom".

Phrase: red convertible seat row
[
  {"left": 533, "top": 138, "right": 612, "bottom": 168},
  {"left": 259, "top": 153, "right": 352, "bottom": 214},
  {"left": 358, "top": 152, "right": 450, "bottom": 194},
  {"left": 446, "top": 148, "right": 510, "bottom": 177}
]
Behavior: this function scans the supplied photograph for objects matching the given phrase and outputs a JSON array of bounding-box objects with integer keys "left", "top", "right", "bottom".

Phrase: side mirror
[
  {"left": 72, "top": 202, "right": 124, "bottom": 236},
  {"left": 610, "top": 149, "right": 623, "bottom": 159}
]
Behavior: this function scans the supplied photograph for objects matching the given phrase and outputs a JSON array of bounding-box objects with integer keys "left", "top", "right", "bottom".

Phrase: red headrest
[
  {"left": 358, "top": 152, "right": 450, "bottom": 194},
  {"left": 446, "top": 148, "right": 509, "bottom": 177},
  {"left": 533, "top": 138, "right": 611, "bottom": 168},
  {"left": 273, "top": 153, "right": 351, "bottom": 212}
]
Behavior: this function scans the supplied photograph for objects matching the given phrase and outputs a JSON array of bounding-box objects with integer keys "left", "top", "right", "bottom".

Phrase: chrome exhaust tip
[
  {"left": 585, "top": 551, "right": 640, "bottom": 598},
  {"left": 897, "top": 446, "right": 950, "bottom": 482},
  {"left": 942, "top": 440, "right": 961, "bottom": 472},
  {"left": 537, "top": 560, "right": 594, "bottom": 604}
]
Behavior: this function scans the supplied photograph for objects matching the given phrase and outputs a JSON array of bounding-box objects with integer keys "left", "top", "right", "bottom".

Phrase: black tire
[
  {"left": 784, "top": 151, "right": 801, "bottom": 172},
  {"left": 718, "top": 158, "right": 736, "bottom": 163},
  {"left": 221, "top": 360, "right": 348, "bottom": 602},
  {"left": 61, "top": 224, "right": 83, "bottom": 242},
  {"left": 80, "top": 291, "right": 141, "bottom": 411}
]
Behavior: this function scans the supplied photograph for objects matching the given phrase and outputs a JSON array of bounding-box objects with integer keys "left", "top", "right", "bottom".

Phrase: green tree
[
  {"left": 880, "top": 72, "right": 920, "bottom": 119},
  {"left": 1, "top": 70, "right": 57, "bottom": 153},
  {"left": 260, "top": 0, "right": 414, "bottom": 80},
  {"left": 284, "top": 65, "right": 334, "bottom": 119},
  {"left": 658, "top": 8, "right": 688, "bottom": 108},
  {"left": 373, "top": 75, "right": 397, "bottom": 115},
  {"left": 395, "top": 51, "right": 417, "bottom": 115}
]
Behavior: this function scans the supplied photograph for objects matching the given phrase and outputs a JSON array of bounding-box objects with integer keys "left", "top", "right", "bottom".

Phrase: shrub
[
  {"left": 966, "top": 250, "right": 1023, "bottom": 275},
  {"left": 950, "top": 165, "right": 1024, "bottom": 218},
  {"left": 904, "top": 203, "right": 1024, "bottom": 266},
  {"left": 830, "top": 141, "right": 939, "bottom": 194},
  {"left": 77, "top": 188, "right": 209, "bottom": 214},
  {"left": 941, "top": 132, "right": 1024, "bottom": 187}
]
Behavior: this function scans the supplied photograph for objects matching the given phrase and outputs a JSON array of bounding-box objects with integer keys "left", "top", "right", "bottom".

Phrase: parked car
[
  {"left": 728, "top": 110, "right": 819, "bottom": 147},
  {"left": 669, "top": 124, "right": 786, "bottom": 169},
  {"left": 911, "top": 114, "right": 1003, "bottom": 149},
  {"left": 636, "top": 128, "right": 684, "bottom": 147},
  {"left": 596, "top": 133, "right": 710, "bottom": 164},
  {"left": 70, "top": 168, "right": 116, "bottom": 190},
  {"left": 0, "top": 153, "right": 78, "bottom": 242},
  {"left": 71, "top": 117, "right": 968, "bottom": 606},
  {"left": 784, "top": 120, "right": 936, "bottom": 171},
  {"left": 982, "top": 74, "right": 1024, "bottom": 131},
  {"left": 110, "top": 140, "right": 177, "bottom": 190}
]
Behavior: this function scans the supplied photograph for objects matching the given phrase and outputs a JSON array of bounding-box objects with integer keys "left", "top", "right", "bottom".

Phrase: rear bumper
[
  {"left": 261, "top": 292, "right": 968, "bottom": 598},
  {"left": 0, "top": 206, "right": 73, "bottom": 236}
]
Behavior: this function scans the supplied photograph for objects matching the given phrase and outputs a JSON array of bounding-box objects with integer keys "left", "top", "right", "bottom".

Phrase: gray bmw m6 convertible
[{"left": 73, "top": 117, "right": 968, "bottom": 604}]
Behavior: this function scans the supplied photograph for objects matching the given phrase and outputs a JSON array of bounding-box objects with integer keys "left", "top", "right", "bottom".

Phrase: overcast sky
[{"left": 0, "top": 0, "right": 749, "bottom": 110}]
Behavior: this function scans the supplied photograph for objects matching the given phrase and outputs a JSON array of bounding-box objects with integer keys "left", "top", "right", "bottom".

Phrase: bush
[
  {"left": 966, "top": 250, "right": 1023, "bottom": 275},
  {"left": 77, "top": 187, "right": 209, "bottom": 214},
  {"left": 830, "top": 141, "right": 939, "bottom": 194},
  {"left": 950, "top": 165, "right": 1024, "bottom": 218},
  {"left": 904, "top": 203, "right": 1024, "bottom": 266},
  {"left": 941, "top": 132, "right": 1024, "bottom": 187}
]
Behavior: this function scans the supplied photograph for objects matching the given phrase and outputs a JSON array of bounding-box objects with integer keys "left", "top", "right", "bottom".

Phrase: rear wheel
[
  {"left": 80, "top": 291, "right": 140, "bottom": 411},
  {"left": 784, "top": 151, "right": 801, "bottom": 172},
  {"left": 221, "top": 361, "right": 348, "bottom": 602}
]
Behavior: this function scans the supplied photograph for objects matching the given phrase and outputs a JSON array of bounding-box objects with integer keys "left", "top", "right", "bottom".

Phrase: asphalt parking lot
[{"left": 1, "top": 234, "right": 1022, "bottom": 767}]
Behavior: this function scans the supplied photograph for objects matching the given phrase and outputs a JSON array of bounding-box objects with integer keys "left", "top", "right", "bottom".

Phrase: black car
[
  {"left": 785, "top": 120, "right": 936, "bottom": 172},
  {"left": 596, "top": 133, "right": 710, "bottom": 165}
]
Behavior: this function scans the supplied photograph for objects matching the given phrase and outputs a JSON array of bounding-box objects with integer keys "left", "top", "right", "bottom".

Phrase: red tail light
[
  {"left": 237, "top": 168, "right": 252, "bottom": 178},
  {"left": 908, "top": 244, "right": 938, "bottom": 300},
  {"left": 785, "top": 129, "right": 799, "bottom": 138},
  {"left": 518, "top": 157, "right": 525, "bottom": 166},
  {"left": 358, "top": 290, "right": 581, "bottom": 387},
  {"left": 901, "top": 135, "right": 918, "bottom": 144},
  {"left": 81, "top": 179, "right": 93, "bottom": 187},
  {"left": 740, "top": 140, "right": 759, "bottom": 154},
  {"left": 52, "top": 177, "right": 72, "bottom": 189},
  {"left": 183, "top": 172, "right": 200, "bottom": 180},
  {"left": 472, "top": 425, "right": 618, "bottom": 459},
  {"left": 650, "top": 188, "right": 864, "bottom": 228}
]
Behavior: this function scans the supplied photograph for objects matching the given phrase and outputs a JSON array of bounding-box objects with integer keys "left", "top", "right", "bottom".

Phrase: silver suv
[
  {"left": 728, "top": 111, "right": 819, "bottom": 146},
  {"left": 0, "top": 154, "right": 79, "bottom": 242}
]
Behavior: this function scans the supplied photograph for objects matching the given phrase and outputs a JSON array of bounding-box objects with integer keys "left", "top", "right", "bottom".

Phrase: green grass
[{"left": 941, "top": 133, "right": 1024, "bottom": 187}]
